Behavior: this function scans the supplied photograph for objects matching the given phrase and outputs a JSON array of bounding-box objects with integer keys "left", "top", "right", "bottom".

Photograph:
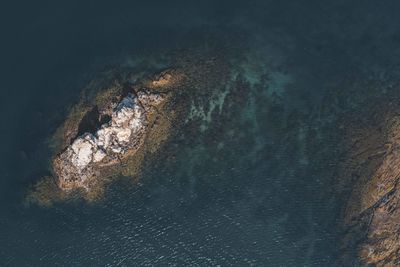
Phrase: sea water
[{"left": 2, "top": 1, "right": 400, "bottom": 266}]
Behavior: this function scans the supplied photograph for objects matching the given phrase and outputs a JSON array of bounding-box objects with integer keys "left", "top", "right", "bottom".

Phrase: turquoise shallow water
[{"left": 2, "top": 1, "right": 400, "bottom": 266}]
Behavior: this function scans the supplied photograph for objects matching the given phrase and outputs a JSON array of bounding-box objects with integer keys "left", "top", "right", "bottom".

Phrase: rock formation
[
  {"left": 340, "top": 104, "right": 400, "bottom": 266},
  {"left": 25, "top": 67, "right": 190, "bottom": 205},
  {"left": 53, "top": 90, "right": 165, "bottom": 191},
  {"left": 26, "top": 50, "right": 233, "bottom": 205}
]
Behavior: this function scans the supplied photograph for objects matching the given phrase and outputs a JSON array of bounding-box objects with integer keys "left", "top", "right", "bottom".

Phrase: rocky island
[
  {"left": 27, "top": 49, "right": 233, "bottom": 205},
  {"left": 54, "top": 90, "right": 165, "bottom": 191},
  {"left": 27, "top": 67, "right": 189, "bottom": 204}
]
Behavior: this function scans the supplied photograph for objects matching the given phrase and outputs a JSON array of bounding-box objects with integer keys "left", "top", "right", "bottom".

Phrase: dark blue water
[{"left": 2, "top": 1, "right": 400, "bottom": 266}]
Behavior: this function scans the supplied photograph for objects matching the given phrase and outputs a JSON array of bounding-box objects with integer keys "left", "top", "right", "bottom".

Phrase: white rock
[
  {"left": 92, "top": 149, "right": 106, "bottom": 162},
  {"left": 114, "top": 106, "right": 133, "bottom": 126},
  {"left": 129, "top": 117, "right": 143, "bottom": 132},
  {"left": 56, "top": 90, "right": 165, "bottom": 190},
  {"left": 115, "top": 127, "right": 131, "bottom": 143},
  {"left": 111, "top": 146, "right": 122, "bottom": 153},
  {"left": 70, "top": 134, "right": 95, "bottom": 169},
  {"left": 96, "top": 127, "right": 112, "bottom": 149}
]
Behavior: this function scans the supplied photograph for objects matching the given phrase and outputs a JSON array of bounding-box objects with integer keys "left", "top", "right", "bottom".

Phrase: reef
[
  {"left": 26, "top": 67, "right": 187, "bottom": 204},
  {"left": 27, "top": 49, "right": 234, "bottom": 205},
  {"left": 339, "top": 97, "right": 400, "bottom": 266}
]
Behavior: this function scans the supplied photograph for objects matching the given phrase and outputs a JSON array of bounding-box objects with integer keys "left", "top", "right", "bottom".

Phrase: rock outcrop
[
  {"left": 23, "top": 67, "right": 189, "bottom": 204},
  {"left": 340, "top": 106, "right": 400, "bottom": 266},
  {"left": 53, "top": 90, "right": 165, "bottom": 191},
  {"left": 27, "top": 50, "right": 232, "bottom": 205}
]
